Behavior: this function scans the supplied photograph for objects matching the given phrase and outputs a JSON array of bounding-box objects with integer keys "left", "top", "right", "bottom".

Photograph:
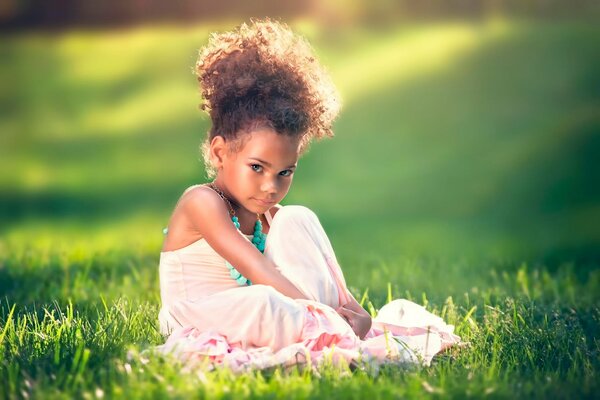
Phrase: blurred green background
[
  {"left": 1, "top": 2, "right": 599, "bottom": 270},
  {"left": 2, "top": 5, "right": 600, "bottom": 397}
]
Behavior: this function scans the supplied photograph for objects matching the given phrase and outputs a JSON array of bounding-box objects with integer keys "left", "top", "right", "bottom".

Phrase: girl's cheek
[{"left": 281, "top": 180, "right": 293, "bottom": 194}]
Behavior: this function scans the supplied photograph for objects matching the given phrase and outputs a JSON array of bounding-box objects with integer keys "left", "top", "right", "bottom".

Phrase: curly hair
[{"left": 195, "top": 18, "right": 341, "bottom": 178}]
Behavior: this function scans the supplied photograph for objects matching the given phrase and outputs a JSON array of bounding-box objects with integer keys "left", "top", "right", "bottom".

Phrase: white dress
[{"left": 156, "top": 204, "right": 460, "bottom": 371}]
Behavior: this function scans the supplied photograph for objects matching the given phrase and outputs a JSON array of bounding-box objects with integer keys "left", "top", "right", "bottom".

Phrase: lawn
[{"left": 1, "top": 17, "right": 599, "bottom": 398}]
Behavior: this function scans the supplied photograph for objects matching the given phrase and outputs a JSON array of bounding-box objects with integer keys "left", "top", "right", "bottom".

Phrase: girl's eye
[
  {"left": 279, "top": 170, "right": 293, "bottom": 177},
  {"left": 250, "top": 164, "right": 262, "bottom": 172}
]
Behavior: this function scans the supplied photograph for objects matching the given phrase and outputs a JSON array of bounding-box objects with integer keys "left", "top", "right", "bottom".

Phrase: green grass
[
  {"left": 1, "top": 17, "right": 599, "bottom": 398},
  {"left": 1, "top": 241, "right": 598, "bottom": 398}
]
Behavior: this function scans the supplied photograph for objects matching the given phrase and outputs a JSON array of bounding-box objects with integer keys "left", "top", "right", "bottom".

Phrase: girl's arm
[{"left": 182, "top": 186, "right": 308, "bottom": 300}]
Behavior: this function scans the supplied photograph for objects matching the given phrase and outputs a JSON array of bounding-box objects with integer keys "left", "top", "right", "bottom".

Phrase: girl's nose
[{"left": 260, "top": 178, "right": 277, "bottom": 194}]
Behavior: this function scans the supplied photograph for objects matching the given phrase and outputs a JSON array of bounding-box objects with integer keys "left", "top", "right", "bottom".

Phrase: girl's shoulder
[
  {"left": 161, "top": 184, "right": 230, "bottom": 252},
  {"left": 177, "top": 184, "right": 227, "bottom": 217},
  {"left": 169, "top": 184, "right": 227, "bottom": 228},
  {"left": 181, "top": 183, "right": 211, "bottom": 197}
]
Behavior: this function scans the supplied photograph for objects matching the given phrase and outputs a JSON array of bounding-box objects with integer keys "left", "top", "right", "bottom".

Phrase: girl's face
[{"left": 211, "top": 127, "right": 301, "bottom": 214}]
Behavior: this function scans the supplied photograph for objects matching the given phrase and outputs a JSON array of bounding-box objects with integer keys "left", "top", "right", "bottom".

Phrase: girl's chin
[
  {"left": 250, "top": 205, "right": 272, "bottom": 214},
  {"left": 237, "top": 197, "right": 278, "bottom": 215},
  {"left": 238, "top": 202, "right": 268, "bottom": 215}
]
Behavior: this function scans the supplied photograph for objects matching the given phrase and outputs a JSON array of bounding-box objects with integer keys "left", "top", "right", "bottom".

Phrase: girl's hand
[{"left": 336, "top": 305, "right": 372, "bottom": 339}]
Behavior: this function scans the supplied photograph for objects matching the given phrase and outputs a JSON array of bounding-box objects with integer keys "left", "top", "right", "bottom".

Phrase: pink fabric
[{"left": 156, "top": 205, "right": 460, "bottom": 371}]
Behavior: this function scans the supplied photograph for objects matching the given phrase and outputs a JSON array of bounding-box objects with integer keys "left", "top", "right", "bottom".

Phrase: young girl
[{"left": 157, "top": 19, "right": 459, "bottom": 371}]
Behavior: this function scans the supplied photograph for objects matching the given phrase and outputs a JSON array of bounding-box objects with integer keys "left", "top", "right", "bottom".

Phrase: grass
[
  {"left": 1, "top": 240, "right": 598, "bottom": 398},
  {"left": 1, "top": 17, "right": 599, "bottom": 398}
]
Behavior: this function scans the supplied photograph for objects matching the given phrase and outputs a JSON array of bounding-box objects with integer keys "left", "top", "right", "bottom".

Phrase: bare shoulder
[
  {"left": 178, "top": 185, "right": 229, "bottom": 231},
  {"left": 180, "top": 184, "right": 219, "bottom": 204}
]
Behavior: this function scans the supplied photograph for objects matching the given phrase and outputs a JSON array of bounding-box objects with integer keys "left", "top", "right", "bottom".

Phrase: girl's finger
[
  {"left": 336, "top": 308, "right": 357, "bottom": 328},
  {"left": 338, "top": 306, "right": 359, "bottom": 318},
  {"left": 336, "top": 307, "right": 350, "bottom": 318}
]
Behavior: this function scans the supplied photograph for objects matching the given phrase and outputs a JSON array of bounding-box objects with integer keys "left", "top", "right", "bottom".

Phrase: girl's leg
[
  {"left": 164, "top": 284, "right": 307, "bottom": 351},
  {"left": 264, "top": 205, "right": 350, "bottom": 309}
]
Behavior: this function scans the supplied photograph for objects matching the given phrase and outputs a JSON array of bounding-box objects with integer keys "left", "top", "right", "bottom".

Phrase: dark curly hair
[{"left": 195, "top": 18, "right": 341, "bottom": 177}]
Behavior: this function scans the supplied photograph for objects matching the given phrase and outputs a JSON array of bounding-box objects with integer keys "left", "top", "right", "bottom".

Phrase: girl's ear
[{"left": 209, "top": 136, "right": 227, "bottom": 170}]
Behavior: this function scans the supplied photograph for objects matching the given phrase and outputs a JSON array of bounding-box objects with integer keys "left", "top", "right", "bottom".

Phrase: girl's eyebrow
[{"left": 248, "top": 157, "right": 297, "bottom": 169}]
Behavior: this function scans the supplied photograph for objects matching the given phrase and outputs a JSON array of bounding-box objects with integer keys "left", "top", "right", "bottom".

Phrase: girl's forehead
[{"left": 238, "top": 129, "right": 300, "bottom": 162}]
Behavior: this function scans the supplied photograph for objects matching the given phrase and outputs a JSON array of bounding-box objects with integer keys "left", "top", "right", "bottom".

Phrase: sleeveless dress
[{"left": 156, "top": 205, "right": 460, "bottom": 371}]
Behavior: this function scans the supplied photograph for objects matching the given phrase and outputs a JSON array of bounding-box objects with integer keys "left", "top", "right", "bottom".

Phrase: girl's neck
[
  {"left": 208, "top": 179, "right": 272, "bottom": 235},
  {"left": 210, "top": 178, "right": 257, "bottom": 222}
]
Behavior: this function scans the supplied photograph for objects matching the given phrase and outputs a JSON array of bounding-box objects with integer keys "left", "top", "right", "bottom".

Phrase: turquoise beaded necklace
[{"left": 207, "top": 182, "right": 266, "bottom": 286}]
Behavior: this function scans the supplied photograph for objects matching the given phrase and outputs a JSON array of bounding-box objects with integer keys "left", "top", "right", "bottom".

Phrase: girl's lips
[{"left": 254, "top": 198, "right": 276, "bottom": 206}]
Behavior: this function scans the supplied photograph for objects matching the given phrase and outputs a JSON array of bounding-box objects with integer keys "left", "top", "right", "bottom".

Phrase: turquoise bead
[{"left": 226, "top": 215, "right": 268, "bottom": 286}]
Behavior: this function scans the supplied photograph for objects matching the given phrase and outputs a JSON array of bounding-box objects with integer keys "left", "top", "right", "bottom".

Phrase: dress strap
[{"left": 264, "top": 208, "right": 274, "bottom": 227}]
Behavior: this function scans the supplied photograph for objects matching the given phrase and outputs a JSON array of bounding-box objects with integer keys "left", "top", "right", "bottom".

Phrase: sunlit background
[{"left": 2, "top": 1, "right": 599, "bottom": 267}]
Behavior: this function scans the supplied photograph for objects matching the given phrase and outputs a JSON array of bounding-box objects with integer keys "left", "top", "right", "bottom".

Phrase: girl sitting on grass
[{"left": 157, "top": 18, "right": 459, "bottom": 370}]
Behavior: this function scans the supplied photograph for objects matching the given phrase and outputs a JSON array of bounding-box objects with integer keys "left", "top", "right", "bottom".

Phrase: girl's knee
[
  {"left": 272, "top": 205, "right": 318, "bottom": 227},
  {"left": 266, "top": 205, "right": 330, "bottom": 255}
]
